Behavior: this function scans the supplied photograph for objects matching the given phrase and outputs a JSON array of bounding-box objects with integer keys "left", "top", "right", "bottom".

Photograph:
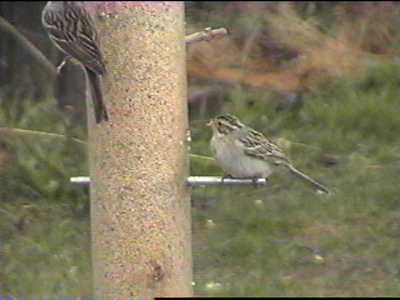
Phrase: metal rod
[
  {"left": 70, "top": 176, "right": 90, "bottom": 185},
  {"left": 70, "top": 176, "right": 267, "bottom": 187},
  {"left": 187, "top": 176, "right": 266, "bottom": 187}
]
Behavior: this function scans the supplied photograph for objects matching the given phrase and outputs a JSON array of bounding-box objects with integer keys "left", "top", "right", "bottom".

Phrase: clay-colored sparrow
[
  {"left": 42, "top": 1, "right": 108, "bottom": 123},
  {"left": 207, "top": 114, "right": 329, "bottom": 193}
]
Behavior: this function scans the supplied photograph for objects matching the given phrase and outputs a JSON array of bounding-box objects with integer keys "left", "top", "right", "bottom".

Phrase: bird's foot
[
  {"left": 221, "top": 174, "right": 234, "bottom": 183},
  {"left": 251, "top": 177, "right": 260, "bottom": 188},
  {"left": 56, "top": 56, "right": 71, "bottom": 74}
]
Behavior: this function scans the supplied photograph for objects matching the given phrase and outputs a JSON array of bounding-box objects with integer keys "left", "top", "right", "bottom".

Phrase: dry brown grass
[{"left": 187, "top": 2, "right": 400, "bottom": 94}]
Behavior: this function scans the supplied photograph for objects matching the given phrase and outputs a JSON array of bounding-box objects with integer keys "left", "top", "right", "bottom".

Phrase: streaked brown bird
[
  {"left": 208, "top": 114, "right": 329, "bottom": 193},
  {"left": 42, "top": 1, "right": 108, "bottom": 123}
]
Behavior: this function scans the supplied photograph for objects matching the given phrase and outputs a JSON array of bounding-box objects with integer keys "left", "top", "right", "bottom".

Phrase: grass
[
  {"left": 0, "top": 100, "right": 91, "bottom": 297},
  {"left": 1, "top": 60, "right": 400, "bottom": 298},
  {"left": 2, "top": 3, "right": 400, "bottom": 296},
  {"left": 190, "top": 62, "right": 400, "bottom": 296}
]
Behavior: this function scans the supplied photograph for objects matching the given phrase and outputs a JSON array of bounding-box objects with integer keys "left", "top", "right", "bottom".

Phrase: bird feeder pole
[{"left": 86, "top": 2, "right": 192, "bottom": 298}]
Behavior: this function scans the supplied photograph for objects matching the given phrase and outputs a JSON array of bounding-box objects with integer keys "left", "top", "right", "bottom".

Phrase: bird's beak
[{"left": 206, "top": 120, "right": 213, "bottom": 127}]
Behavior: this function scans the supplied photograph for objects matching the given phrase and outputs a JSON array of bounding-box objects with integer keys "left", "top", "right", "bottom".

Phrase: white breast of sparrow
[{"left": 207, "top": 114, "right": 329, "bottom": 193}]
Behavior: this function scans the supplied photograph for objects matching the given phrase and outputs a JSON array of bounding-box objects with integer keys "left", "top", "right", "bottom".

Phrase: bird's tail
[
  {"left": 87, "top": 69, "right": 109, "bottom": 123},
  {"left": 286, "top": 164, "right": 329, "bottom": 194}
]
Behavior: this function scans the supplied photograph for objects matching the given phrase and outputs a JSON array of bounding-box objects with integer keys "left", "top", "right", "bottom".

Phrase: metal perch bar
[
  {"left": 70, "top": 176, "right": 267, "bottom": 187},
  {"left": 70, "top": 176, "right": 91, "bottom": 185},
  {"left": 187, "top": 176, "right": 266, "bottom": 187}
]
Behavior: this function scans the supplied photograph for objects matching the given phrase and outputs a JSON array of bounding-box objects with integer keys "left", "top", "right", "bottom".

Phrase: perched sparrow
[
  {"left": 207, "top": 114, "right": 329, "bottom": 193},
  {"left": 42, "top": 1, "right": 108, "bottom": 123}
]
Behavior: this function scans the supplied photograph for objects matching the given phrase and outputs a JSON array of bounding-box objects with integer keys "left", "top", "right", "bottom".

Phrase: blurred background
[{"left": 1, "top": 1, "right": 400, "bottom": 297}]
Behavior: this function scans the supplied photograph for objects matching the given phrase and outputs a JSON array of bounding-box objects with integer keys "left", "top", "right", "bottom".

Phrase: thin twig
[
  {"left": 190, "top": 153, "right": 215, "bottom": 162},
  {"left": 0, "top": 16, "right": 57, "bottom": 78},
  {"left": 0, "top": 127, "right": 86, "bottom": 146},
  {"left": 185, "top": 27, "right": 228, "bottom": 45}
]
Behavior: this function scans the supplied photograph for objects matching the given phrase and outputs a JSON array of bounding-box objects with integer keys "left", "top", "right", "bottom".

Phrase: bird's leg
[
  {"left": 251, "top": 177, "right": 260, "bottom": 188},
  {"left": 56, "top": 55, "right": 71, "bottom": 73},
  {"left": 221, "top": 174, "right": 234, "bottom": 183}
]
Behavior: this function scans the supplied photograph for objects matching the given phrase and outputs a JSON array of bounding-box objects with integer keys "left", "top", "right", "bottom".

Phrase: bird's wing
[
  {"left": 239, "top": 127, "right": 290, "bottom": 164},
  {"left": 42, "top": 5, "right": 105, "bottom": 75}
]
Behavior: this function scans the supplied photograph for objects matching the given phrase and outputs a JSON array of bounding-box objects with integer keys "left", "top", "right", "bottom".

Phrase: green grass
[
  {"left": 1, "top": 60, "right": 400, "bottom": 296},
  {"left": 191, "top": 62, "right": 400, "bottom": 296},
  {"left": 0, "top": 99, "right": 91, "bottom": 297},
  {"left": 0, "top": 201, "right": 91, "bottom": 297}
]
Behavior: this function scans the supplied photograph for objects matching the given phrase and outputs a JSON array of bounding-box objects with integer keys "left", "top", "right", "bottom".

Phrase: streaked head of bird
[{"left": 207, "top": 113, "right": 244, "bottom": 136}]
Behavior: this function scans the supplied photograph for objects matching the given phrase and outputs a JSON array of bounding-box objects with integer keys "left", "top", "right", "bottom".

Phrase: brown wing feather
[
  {"left": 240, "top": 128, "right": 291, "bottom": 164},
  {"left": 42, "top": 4, "right": 105, "bottom": 75}
]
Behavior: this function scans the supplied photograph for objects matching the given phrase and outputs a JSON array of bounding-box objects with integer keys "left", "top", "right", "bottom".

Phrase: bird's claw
[
  {"left": 56, "top": 56, "right": 71, "bottom": 73},
  {"left": 252, "top": 177, "right": 259, "bottom": 188},
  {"left": 221, "top": 174, "right": 233, "bottom": 183}
]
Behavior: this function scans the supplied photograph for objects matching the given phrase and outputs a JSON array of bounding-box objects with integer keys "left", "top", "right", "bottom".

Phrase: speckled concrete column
[{"left": 86, "top": 2, "right": 192, "bottom": 298}]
